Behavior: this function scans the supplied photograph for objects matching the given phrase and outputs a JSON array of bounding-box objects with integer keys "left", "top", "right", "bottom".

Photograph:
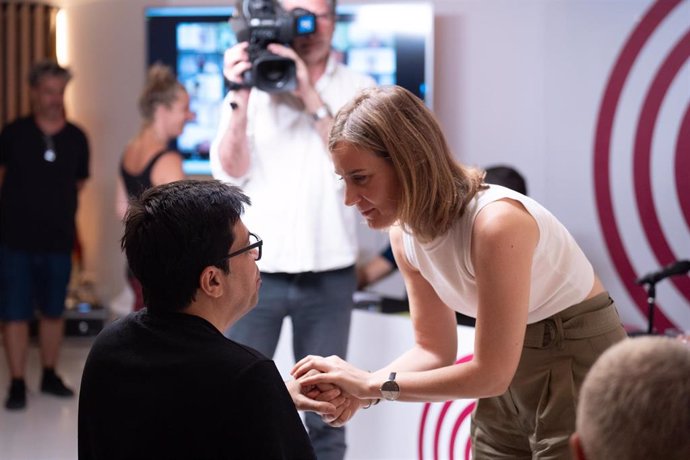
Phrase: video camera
[{"left": 230, "top": 0, "right": 317, "bottom": 93}]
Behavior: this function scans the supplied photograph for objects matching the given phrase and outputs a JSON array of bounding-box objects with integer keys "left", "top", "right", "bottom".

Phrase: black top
[
  {"left": 78, "top": 310, "right": 315, "bottom": 460},
  {"left": 120, "top": 149, "right": 179, "bottom": 198},
  {"left": 0, "top": 116, "right": 89, "bottom": 251}
]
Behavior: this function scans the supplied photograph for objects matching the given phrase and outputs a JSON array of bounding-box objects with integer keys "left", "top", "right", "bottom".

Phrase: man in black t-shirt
[
  {"left": 0, "top": 60, "right": 90, "bottom": 411},
  {"left": 79, "top": 181, "right": 341, "bottom": 459}
]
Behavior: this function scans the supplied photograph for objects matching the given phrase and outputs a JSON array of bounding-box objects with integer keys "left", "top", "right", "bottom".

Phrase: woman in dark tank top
[{"left": 115, "top": 63, "right": 193, "bottom": 311}]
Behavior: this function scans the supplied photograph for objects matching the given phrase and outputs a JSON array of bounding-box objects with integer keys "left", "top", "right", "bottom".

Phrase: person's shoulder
[
  {"left": 389, "top": 225, "right": 404, "bottom": 245},
  {"left": 203, "top": 346, "right": 284, "bottom": 397},
  {"left": 1, "top": 116, "right": 33, "bottom": 134},
  {"left": 64, "top": 120, "right": 88, "bottom": 139},
  {"left": 85, "top": 314, "right": 135, "bottom": 357},
  {"left": 222, "top": 337, "right": 272, "bottom": 363},
  {"left": 473, "top": 196, "right": 539, "bottom": 250},
  {"left": 215, "top": 339, "right": 281, "bottom": 377},
  {"left": 154, "top": 149, "right": 184, "bottom": 162},
  {"left": 95, "top": 313, "right": 135, "bottom": 338}
]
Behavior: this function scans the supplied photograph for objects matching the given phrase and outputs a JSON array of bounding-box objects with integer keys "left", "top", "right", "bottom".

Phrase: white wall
[
  {"left": 47, "top": 0, "right": 690, "bottom": 332},
  {"left": 61, "top": 0, "right": 147, "bottom": 302}
]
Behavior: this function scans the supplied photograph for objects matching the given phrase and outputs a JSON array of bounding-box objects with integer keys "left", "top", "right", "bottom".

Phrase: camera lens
[
  {"left": 262, "top": 61, "right": 288, "bottom": 82},
  {"left": 254, "top": 52, "right": 297, "bottom": 92}
]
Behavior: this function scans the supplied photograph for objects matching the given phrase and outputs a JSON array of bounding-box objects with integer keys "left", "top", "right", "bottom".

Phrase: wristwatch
[
  {"left": 311, "top": 104, "right": 332, "bottom": 122},
  {"left": 380, "top": 372, "right": 400, "bottom": 401}
]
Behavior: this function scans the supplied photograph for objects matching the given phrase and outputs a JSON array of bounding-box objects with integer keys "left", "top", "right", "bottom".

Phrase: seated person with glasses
[{"left": 78, "top": 180, "right": 348, "bottom": 460}]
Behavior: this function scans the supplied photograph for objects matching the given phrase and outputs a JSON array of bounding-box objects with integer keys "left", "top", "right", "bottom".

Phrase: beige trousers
[{"left": 471, "top": 292, "right": 627, "bottom": 460}]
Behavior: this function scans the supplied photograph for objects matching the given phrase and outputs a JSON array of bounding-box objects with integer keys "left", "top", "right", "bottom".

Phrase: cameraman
[{"left": 209, "top": 1, "right": 374, "bottom": 459}]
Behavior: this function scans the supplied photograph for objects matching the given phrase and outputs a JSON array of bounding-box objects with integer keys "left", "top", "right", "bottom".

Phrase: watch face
[{"left": 381, "top": 380, "right": 400, "bottom": 401}]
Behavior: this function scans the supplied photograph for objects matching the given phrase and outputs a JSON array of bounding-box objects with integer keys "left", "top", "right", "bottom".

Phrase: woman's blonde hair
[
  {"left": 329, "top": 85, "right": 484, "bottom": 242},
  {"left": 138, "top": 63, "right": 185, "bottom": 122}
]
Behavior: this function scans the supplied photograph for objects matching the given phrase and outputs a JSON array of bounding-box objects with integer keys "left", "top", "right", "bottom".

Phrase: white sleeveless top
[{"left": 402, "top": 185, "right": 594, "bottom": 323}]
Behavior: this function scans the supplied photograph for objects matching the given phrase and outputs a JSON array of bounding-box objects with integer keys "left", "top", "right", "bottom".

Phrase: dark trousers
[{"left": 227, "top": 265, "right": 356, "bottom": 460}]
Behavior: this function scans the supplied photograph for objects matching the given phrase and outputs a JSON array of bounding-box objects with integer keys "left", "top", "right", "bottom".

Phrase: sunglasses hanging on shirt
[{"left": 44, "top": 135, "right": 56, "bottom": 162}]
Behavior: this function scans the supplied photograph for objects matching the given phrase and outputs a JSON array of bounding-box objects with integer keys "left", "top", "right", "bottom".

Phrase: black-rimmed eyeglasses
[{"left": 221, "top": 232, "right": 262, "bottom": 262}]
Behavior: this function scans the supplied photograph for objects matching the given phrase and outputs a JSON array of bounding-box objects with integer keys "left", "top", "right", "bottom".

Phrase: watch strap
[{"left": 311, "top": 104, "right": 332, "bottom": 121}]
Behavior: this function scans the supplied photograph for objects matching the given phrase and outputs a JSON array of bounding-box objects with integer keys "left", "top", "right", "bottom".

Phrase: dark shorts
[{"left": 0, "top": 245, "right": 72, "bottom": 321}]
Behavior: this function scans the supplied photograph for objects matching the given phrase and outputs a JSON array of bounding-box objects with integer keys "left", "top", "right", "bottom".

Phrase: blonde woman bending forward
[{"left": 292, "top": 85, "right": 627, "bottom": 459}]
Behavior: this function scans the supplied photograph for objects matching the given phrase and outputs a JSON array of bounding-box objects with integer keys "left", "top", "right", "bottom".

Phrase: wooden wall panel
[
  {"left": 32, "top": 5, "right": 45, "bottom": 59},
  {"left": 19, "top": 4, "right": 31, "bottom": 115},
  {"left": 0, "top": 2, "right": 58, "bottom": 127},
  {"left": 48, "top": 6, "right": 56, "bottom": 60},
  {"left": 5, "top": 4, "right": 17, "bottom": 124}
]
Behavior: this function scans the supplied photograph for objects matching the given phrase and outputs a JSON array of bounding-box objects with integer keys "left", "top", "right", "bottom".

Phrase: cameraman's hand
[
  {"left": 223, "top": 42, "right": 252, "bottom": 103},
  {"left": 267, "top": 43, "right": 317, "bottom": 104}
]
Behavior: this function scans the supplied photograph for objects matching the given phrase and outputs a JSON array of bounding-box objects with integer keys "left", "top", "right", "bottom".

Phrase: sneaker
[
  {"left": 5, "top": 379, "right": 27, "bottom": 410},
  {"left": 41, "top": 372, "right": 74, "bottom": 398}
]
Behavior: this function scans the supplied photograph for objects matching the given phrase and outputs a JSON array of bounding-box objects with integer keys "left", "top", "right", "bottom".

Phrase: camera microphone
[{"left": 635, "top": 259, "right": 690, "bottom": 285}]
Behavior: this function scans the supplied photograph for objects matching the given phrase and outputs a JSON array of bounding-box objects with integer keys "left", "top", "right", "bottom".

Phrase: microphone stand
[
  {"left": 636, "top": 260, "right": 690, "bottom": 334},
  {"left": 643, "top": 282, "right": 657, "bottom": 335}
]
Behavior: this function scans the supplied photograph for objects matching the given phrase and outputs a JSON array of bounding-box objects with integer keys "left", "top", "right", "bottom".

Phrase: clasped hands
[{"left": 287, "top": 355, "right": 376, "bottom": 427}]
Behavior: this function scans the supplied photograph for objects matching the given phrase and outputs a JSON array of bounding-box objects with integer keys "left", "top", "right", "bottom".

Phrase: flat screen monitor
[{"left": 145, "top": 3, "right": 433, "bottom": 175}]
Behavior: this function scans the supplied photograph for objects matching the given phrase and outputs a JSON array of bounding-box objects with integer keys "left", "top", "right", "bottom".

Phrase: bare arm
[
  {"left": 356, "top": 255, "right": 395, "bottom": 289},
  {"left": 294, "top": 201, "right": 538, "bottom": 402},
  {"left": 378, "top": 225, "right": 460, "bottom": 374},
  {"left": 211, "top": 43, "right": 252, "bottom": 178},
  {"left": 150, "top": 151, "right": 185, "bottom": 186},
  {"left": 468, "top": 200, "right": 535, "bottom": 395},
  {"left": 115, "top": 176, "right": 129, "bottom": 221}
]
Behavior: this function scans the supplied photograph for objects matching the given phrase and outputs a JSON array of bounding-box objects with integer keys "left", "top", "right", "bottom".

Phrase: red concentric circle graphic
[
  {"left": 418, "top": 355, "right": 475, "bottom": 460},
  {"left": 594, "top": 0, "right": 689, "bottom": 332},
  {"left": 676, "top": 104, "right": 690, "bottom": 230},
  {"left": 634, "top": 27, "right": 690, "bottom": 303}
]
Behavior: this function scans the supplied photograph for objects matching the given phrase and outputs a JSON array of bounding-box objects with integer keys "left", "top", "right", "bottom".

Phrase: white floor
[{"left": 0, "top": 336, "right": 93, "bottom": 460}]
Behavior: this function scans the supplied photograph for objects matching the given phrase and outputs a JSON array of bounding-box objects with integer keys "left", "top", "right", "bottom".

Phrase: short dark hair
[
  {"left": 484, "top": 165, "right": 528, "bottom": 195},
  {"left": 28, "top": 59, "right": 72, "bottom": 87},
  {"left": 121, "top": 180, "right": 251, "bottom": 313}
]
